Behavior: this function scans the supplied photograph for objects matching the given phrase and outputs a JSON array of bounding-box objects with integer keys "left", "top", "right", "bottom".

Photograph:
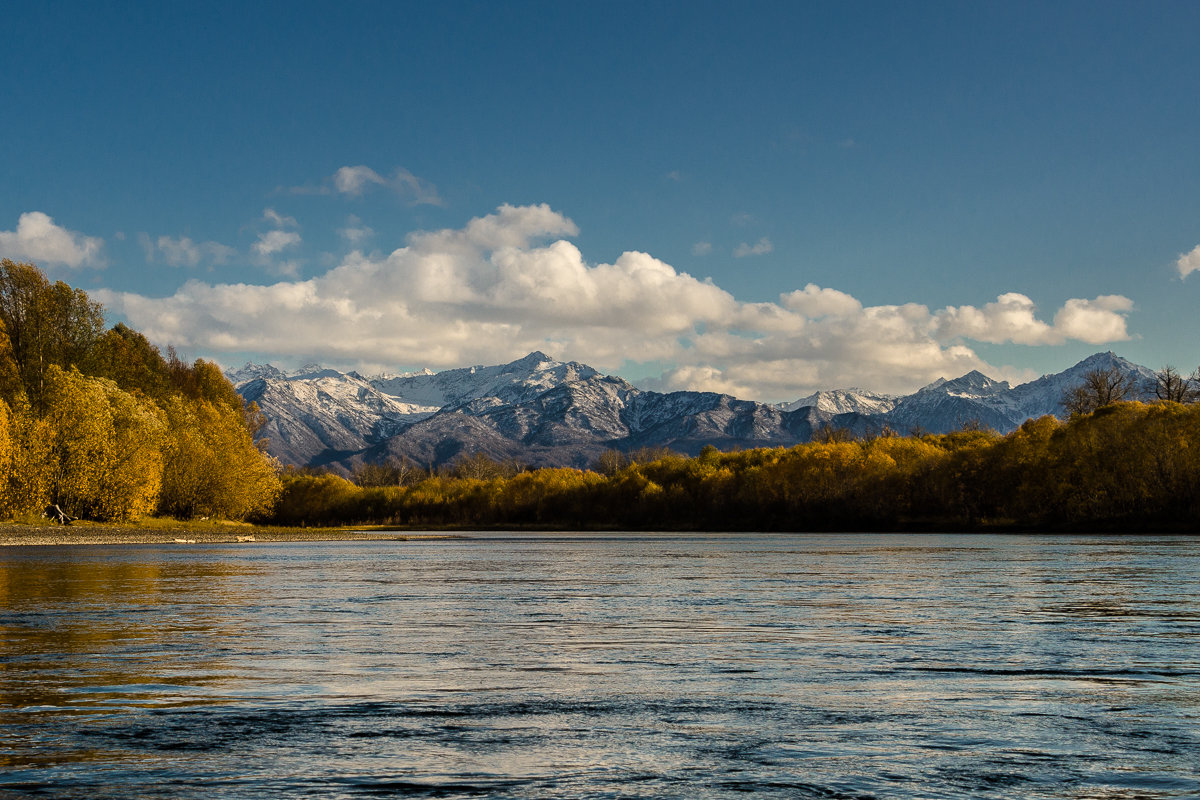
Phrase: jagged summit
[
  {"left": 782, "top": 388, "right": 897, "bottom": 415},
  {"left": 936, "top": 370, "right": 1010, "bottom": 397},
  {"left": 226, "top": 362, "right": 287, "bottom": 384}
]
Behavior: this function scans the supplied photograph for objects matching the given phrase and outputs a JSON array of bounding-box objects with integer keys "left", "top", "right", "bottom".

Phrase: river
[{"left": 1, "top": 533, "right": 1197, "bottom": 798}]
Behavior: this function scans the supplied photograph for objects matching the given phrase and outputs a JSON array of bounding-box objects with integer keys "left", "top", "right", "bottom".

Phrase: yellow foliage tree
[
  {"left": 157, "top": 396, "right": 281, "bottom": 520},
  {"left": 41, "top": 366, "right": 166, "bottom": 521}
]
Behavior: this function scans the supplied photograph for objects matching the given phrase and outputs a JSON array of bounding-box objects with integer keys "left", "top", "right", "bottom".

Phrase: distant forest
[{"left": 3, "top": 258, "right": 1199, "bottom": 532}]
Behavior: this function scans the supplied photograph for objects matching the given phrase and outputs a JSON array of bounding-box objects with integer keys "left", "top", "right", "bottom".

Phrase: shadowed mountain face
[{"left": 232, "top": 351, "right": 1157, "bottom": 472}]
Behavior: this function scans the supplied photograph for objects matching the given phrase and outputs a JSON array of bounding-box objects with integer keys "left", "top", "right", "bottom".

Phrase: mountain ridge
[{"left": 232, "top": 351, "right": 1159, "bottom": 472}]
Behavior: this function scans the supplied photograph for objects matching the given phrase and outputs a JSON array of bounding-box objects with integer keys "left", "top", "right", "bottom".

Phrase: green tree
[
  {"left": 0, "top": 260, "right": 105, "bottom": 409},
  {"left": 88, "top": 323, "right": 174, "bottom": 400}
]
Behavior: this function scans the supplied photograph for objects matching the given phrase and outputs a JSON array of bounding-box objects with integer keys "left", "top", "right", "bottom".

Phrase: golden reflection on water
[{"left": 0, "top": 553, "right": 256, "bottom": 715}]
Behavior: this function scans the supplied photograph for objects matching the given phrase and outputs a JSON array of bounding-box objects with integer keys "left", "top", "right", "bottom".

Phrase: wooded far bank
[{"left": 274, "top": 401, "right": 1200, "bottom": 532}]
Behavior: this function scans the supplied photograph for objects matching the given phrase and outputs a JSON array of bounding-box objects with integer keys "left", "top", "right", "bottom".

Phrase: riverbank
[{"left": 0, "top": 520, "right": 458, "bottom": 546}]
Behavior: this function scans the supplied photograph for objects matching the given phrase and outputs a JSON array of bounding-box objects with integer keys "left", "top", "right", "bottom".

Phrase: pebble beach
[{"left": 0, "top": 523, "right": 447, "bottom": 546}]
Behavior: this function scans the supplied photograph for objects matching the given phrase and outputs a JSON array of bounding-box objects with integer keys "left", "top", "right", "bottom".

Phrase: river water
[{"left": 1, "top": 533, "right": 1197, "bottom": 798}]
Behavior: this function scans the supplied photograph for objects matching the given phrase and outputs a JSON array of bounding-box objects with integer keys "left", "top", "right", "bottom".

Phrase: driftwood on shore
[{"left": 43, "top": 504, "right": 77, "bottom": 525}]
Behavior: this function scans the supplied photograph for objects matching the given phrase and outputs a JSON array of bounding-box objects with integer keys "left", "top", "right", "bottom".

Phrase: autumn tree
[
  {"left": 157, "top": 396, "right": 282, "bottom": 520},
  {"left": 351, "top": 456, "right": 421, "bottom": 487},
  {"left": 0, "top": 259, "right": 105, "bottom": 409},
  {"left": 449, "top": 451, "right": 521, "bottom": 480},
  {"left": 0, "top": 318, "right": 20, "bottom": 400},
  {"left": 37, "top": 366, "right": 166, "bottom": 521},
  {"left": 88, "top": 323, "right": 175, "bottom": 400}
]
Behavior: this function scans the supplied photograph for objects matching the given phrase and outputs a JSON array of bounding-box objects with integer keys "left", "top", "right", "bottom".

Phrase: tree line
[
  {"left": 272, "top": 398, "right": 1200, "bottom": 532},
  {"left": 0, "top": 260, "right": 280, "bottom": 522}
]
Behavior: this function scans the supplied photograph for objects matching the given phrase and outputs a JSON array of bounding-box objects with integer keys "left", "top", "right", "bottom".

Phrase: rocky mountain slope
[{"left": 231, "top": 351, "right": 1158, "bottom": 472}]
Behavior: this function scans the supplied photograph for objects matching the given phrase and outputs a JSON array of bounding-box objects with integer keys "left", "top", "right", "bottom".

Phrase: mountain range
[{"left": 230, "top": 351, "right": 1157, "bottom": 473}]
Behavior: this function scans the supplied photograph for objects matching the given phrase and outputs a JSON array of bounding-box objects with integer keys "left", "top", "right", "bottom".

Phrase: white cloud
[
  {"left": 733, "top": 237, "right": 773, "bottom": 258},
  {"left": 333, "top": 166, "right": 387, "bottom": 196},
  {"left": 934, "top": 292, "right": 1131, "bottom": 346},
  {"left": 263, "top": 208, "right": 298, "bottom": 228},
  {"left": 1052, "top": 295, "right": 1133, "bottom": 344},
  {"left": 1178, "top": 244, "right": 1200, "bottom": 278},
  {"left": 252, "top": 230, "right": 301, "bottom": 258},
  {"left": 692, "top": 241, "right": 712, "bottom": 256},
  {"left": 339, "top": 215, "right": 373, "bottom": 246},
  {"left": 290, "top": 165, "right": 443, "bottom": 205},
  {"left": 0, "top": 211, "right": 104, "bottom": 268},
  {"left": 387, "top": 168, "right": 443, "bottom": 206},
  {"left": 142, "top": 234, "right": 236, "bottom": 268},
  {"left": 781, "top": 284, "right": 862, "bottom": 318},
  {"left": 97, "top": 204, "right": 1136, "bottom": 402}
]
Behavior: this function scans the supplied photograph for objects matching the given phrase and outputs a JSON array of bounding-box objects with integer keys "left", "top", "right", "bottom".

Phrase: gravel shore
[{"left": 0, "top": 523, "right": 455, "bottom": 547}]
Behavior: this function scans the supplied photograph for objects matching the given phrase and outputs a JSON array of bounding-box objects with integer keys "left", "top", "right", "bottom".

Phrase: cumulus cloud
[
  {"left": 1178, "top": 244, "right": 1200, "bottom": 278},
  {"left": 1052, "top": 295, "right": 1133, "bottom": 344},
  {"left": 140, "top": 234, "right": 236, "bottom": 268},
  {"left": 97, "top": 204, "right": 1136, "bottom": 401},
  {"left": 692, "top": 241, "right": 712, "bottom": 256},
  {"left": 935, "top": 292, "right": 1131, "bottom": 346},
  {"left": 0, "top": 211, "right": 104, "bottom": 268},
  {"left": 734, "top": 237, "right": 773, "bottom": 258},
  {"left": 291, "top": 165, "right": 442, "bottom": 205},
  {"left": 781, "top": 284, "right": 862, "bottom": 318}
]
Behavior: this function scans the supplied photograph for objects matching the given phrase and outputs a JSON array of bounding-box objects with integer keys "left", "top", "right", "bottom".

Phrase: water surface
[{"left": 2, "top": 533, "right": 1197, "bottom": 798}]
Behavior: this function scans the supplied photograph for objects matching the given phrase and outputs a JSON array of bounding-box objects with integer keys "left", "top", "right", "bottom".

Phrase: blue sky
[{"left": 3, "top": 1, "right": 1199, "bottom": 400}]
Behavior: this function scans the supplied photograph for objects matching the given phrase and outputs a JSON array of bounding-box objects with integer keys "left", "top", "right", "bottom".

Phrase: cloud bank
[
  {"left": 0, "top": 212, "right": 105, "bottom": 268},
  {"left": 96, "top": 204, "right": 1134, "bottom": 401}
]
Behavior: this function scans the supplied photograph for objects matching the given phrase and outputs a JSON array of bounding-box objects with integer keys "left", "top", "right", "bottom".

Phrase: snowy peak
[
  {"left": 369, "top": 351, "right": 600, "bottom": 409},
  {"left": 288, "top": 366, "right": 348, "bottom": 382},
  {"left": 226, "top": 362, "right": 288, "bottom": 384},
  {"left": 1005, "top": 351, "right": 1155, "bottom": 419},
  {"left": 916, "top": 370, "right": 1008, "bottom": 398},
  {"left": 937, "top": 370, "right": 1010, "bottom": 398},
  {"left": 782, "top": 388, "right": 898, "bottom": 415}
]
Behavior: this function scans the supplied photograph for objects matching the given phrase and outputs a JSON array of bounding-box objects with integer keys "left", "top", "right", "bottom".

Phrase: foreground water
[{"left": 1, "top": 533, "right": 1197, "bottom": 799}]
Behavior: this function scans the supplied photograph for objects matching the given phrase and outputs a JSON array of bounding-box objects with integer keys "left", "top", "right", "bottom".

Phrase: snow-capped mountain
[
  {"left": 369, "top": 351, "right": 600, "bottom": 410},
  {"left": 1004, "top": 351, "right": 1156, "bottom": 420},
  {"left": 829, "top": 352, "right": 1156, "bottom": 436},
  {"left": 883, "top": 370, "right": 1016, "bottom": 434},
  {"left": 782, "top": 388, "right": 898, "bottom": 415},
  {"left": 230, "top": 351, "right": 1159, "bottom": 471},
  {"left": 237, "top": 368, "right": 439, "bottom": 468}
]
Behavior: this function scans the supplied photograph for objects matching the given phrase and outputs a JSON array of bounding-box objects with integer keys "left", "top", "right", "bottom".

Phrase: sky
[{"left": 3, "top": 1, "right": 1200, "bottom": 402}]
